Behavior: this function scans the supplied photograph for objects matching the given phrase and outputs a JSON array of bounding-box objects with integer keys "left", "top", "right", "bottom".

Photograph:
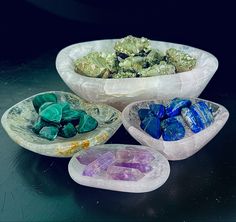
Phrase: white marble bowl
[
  {"left": 68, "top": 144, "right": 170, "bottom": 193},
  {"left": 122, "top": 98, "right": 229, "bottom": 160},
  {"left": 56, "top": 39, "right": 218, "bottom": 110},
  {"left": 1, "top": 91, "right": 122, "bottom": 157}
]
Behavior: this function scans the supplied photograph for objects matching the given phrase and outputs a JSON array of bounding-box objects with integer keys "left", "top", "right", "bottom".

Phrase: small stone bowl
[
  {"left": 1, "top": 91, "right": 122, "bottom": 157},
  {"left": 56, "top": 39, "right": 218, "bottom": 110},
  {"left": 68, "top": 144, "right": 170, "bottom": 193},
  {"left": 122, "top": 98, "right": 229, "bottom": 160}
]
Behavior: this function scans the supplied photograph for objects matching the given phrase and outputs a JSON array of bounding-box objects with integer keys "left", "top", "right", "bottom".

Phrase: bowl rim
[{"left": 55, "top": 38, "right": 219, "bottom": 82}]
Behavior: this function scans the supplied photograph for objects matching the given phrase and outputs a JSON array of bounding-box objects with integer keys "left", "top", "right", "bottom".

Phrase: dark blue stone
[
  {"left": 181, "top": 107, "right": 204, "bottom": 133},
  {"left": 138, "top": 109, "right": 152, "bottom": 121},
  {"left": 149, "top": 103, "right": 165, "bottom": 118},
  {"left": 140, "top": 116, "right": 161, "bottom": 139},
  {"left": 194, "top": 101, "right": 214, "bottom": 127},
  {"left": 161, "top": 116, "right": 185, "bottom": 141},
  {"left": 166, "top": 98, "right": 191, "bottom": 117}
]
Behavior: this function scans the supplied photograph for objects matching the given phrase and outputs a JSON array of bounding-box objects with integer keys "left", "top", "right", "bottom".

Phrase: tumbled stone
[
  {"left": 39, "top": 126, "right": 59, "bottom": 141},
  {"left": 149, "top": 103, "right": 165, "bottom": 118},
  {"left": 32, "top": 93, "right": 57, "bottom": 113},
  {"left": 165, "top": 98, "right": 191, "bottom": 117},
  {"left": 58, "top": 101, "right": 71, "bottom": 112},
  {"left": 38, "top": 102, "right": 54, "bottom": 113},
  {"left": 194, "top": 101, "right": 214, "bottom": 127},
  {"left": 106, "top": 165, "right": 145, "bottom": 181},
  {"left": 138, "top": 108, "right": 151, "bottom": 121},
  {"left": 181, "top": 107, "right": 204, "bottom": 133},
  {"left": 140, "top": 116, "right": 161, "bottom": 139},
  {"left": 76, "top": 114, "right": 98, "bottom": 133},
  {"left": 161, "top": 116, "right": 185, "bottom": 141},
  {"left": 116, "top": 147, "right": 155, "bottom": 164},
  {"left": 39, "top": 103, "right": 62, "bottom": 123},
  {"left": 32, "top": 117, "right": 48, "bottom": 134},
  {"left": 59, "top": 123, "right": 77, "bottom": 138},
  {"left": 114, "top": 162, "right": 152, "bottom": 173},
  {"left": 82, "top": 152, "right": 115, "bottom": 177},
  {"left": 61, "top": 109, "right": 86, "bottom": 123}
]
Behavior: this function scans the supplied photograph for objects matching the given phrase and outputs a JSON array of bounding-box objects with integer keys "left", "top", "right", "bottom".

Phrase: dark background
[{"left": 0, "top": 1, "right": 236, "bottom": 221}]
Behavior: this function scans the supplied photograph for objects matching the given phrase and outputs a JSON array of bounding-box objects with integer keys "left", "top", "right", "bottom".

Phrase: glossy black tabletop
[{"left": 1, "top": 1, "right": 236, "bottom": 221}]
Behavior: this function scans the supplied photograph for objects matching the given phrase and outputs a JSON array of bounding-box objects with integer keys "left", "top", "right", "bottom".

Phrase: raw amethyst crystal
[
  {"left": 106, "top": 165, "right": 145, "bottom": 181},
  {"left": 82, "top": 151, "right": 115, "bottom": 177},
  {"left": 116, "top": 147, "right": 155, "bottom": 164},
  {"left": 114, "top": 162, "right": 152, "bottom": 173}
]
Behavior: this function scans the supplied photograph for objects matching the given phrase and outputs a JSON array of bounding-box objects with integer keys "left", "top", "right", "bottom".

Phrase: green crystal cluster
[
  {"left": 74, "top": 35, "right": 197, "bottom": 79},
  {"left": 32, "top": 93, "right": 98, "bottom": 140}
]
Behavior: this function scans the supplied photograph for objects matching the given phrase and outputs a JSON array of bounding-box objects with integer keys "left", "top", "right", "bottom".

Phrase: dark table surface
[
  {"left": 0, "top": 50, "right": 236, "bottom": 222},
  {"left": 1, "top": 1, "right": 236, "bottom": 221}
]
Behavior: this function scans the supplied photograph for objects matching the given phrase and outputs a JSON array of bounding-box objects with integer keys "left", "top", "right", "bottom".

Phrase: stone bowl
[
  {"left": 122, "top": 98, "right": 229, "bottom": 160},
  {"left": 56, "top": 39, "right": 218, "bottom": 110},
  {"left": 68, "top": 144, "right": 170, "bottom": 193},
  {"left": 1, "top": 91, "right": 122, "bottom": 158}
]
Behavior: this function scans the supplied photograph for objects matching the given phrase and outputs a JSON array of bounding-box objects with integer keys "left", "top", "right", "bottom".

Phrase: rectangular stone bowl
[
  {"left": 1, "top": 91, "right": 122, "bottom": 158},
  {"left": 56, "top": 39, "right": 218, "bottom": 110},
  {"left": 122, "top": 98, "right": 229, "bottom": 160}
]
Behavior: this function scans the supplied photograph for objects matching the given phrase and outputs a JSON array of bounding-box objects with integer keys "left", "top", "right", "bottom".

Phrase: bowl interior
[{"left": 1, "top": 91, "right": 122, "bottom": 157}]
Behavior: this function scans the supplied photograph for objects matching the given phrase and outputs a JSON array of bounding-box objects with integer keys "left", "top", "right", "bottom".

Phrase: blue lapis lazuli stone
[
  {"left": 166, "top": 98, "right": 191, "bottom": 117},
  {"left": 161, "top": 116, "right": 185, "bottom": 141},
  {"left": 140, "top": 116, "right": 161, "bottom": 139},
  {"left": 138, "top": 109, "right": 152, "bottom": 121},
  {"left": 181, "top": 107, "right": 205, "bottom": 133},
  {"left": 193, "top": 101, "right": 214, "bottom": 127},
  {"left": 149, "top": 103, "right": 165, "bottom": 119}
]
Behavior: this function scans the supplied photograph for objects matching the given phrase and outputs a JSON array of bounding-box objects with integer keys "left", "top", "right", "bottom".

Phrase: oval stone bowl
[
  {"left": 122, "top": 98, "right": 229, "bottom": 160},
  {"left": 1, "top": 91, "right": 122, "bottom": 157},
  {"left": 56, "top": 39, "right": 218, "bottom": 110},
  {"left": 68, "top": 144, "right": 170, "bottom": 193}
]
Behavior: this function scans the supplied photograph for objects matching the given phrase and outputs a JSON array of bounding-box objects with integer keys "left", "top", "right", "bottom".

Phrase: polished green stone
[
  {"left": 59, "top": 123, "right": 77, "bottom": 138},
  {"left": 76, "top": 114, "right": 98, "bottom": 133},
  {"left": 58, "top": 102, "right": 71, "bottom": 112},
  {"left": 61, "top": 109, "right": 86, "bottom": 123},
  {"left": 38, "top": 102, "right": 54, "bottom": 113},
  {"left": 39, "top": 103, "right": 62, "bottom": 123},
  {"left": 39, "top": 126, "right": 59, "bottom": 140},
  {"left": 32, "top": 93, "right": 57, "bottom": 113},
  {"left": 32, "top": 117, "right": 48, "bottom": 134}
]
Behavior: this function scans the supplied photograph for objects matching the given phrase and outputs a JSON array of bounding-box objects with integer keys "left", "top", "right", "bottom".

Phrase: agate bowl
[
  {"left": 122, "top": 98, "right": 229, "bottom": 160},
  {"left": 1, "top": 91, "right": 122, "bottom": 157},
  {"left": 56, "top": 39, "right": 218, "bottom": 110}
]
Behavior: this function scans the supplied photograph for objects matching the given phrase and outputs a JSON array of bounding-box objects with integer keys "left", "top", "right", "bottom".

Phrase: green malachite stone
[
  {"left": 59, "top": 123, "right": 77, "bottom": 138},
  {"left": 32, "top": 117, "right": 48, "bottom": 134},
  {"left": 39, "top": 103, "right": 62, "bottom": 123},
  {"left": 39, "top": 126, "right": 59, "bottom": 140},
  {"left": 58, "top": 102, "right": 71, "bottom": 112},
  {"left": 76, "top": 114, "right": 98, "bottom": 133},
  {"left": 32, "top": 93, "right": 57, "bottom": 113},
  {"left": 61, "top": 109, "right": 86, "bottom": 123},
  {"left": 38, "top": 102, "right": 54, "bottom": 113}
]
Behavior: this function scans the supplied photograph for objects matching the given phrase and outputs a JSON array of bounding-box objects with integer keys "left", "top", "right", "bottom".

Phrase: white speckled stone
[
  {"left": 1, "top": 91, "right": 122, "bottom": 158},
  {"left": 56, "top": 39, "right": 218, "bottom": 110},
  {"left": 68, "top": 144, "right": 170, "bottom": 193},
  {"left": 122, "top": 98, "right": 229, "bottom": 160}
]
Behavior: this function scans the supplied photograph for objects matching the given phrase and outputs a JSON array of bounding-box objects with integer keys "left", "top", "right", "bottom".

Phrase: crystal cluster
[
  {"left": 74, "top": 35, "right": 196, "bottom": 79},
  {"left": 32, "top": 93, "right": 98, "bottom": 140},
  {"left": 77, "top": 147, "right": 155, "bottom": 181},
  {"left": 139, "top": 98, "right": 214, "bottom": 141}
]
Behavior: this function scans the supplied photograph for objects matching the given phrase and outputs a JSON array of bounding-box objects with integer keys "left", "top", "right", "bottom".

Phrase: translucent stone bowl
[
  {"left": 56, "top": 39, "right": 218, "bottom": 110},
  {"left": 1, "top": 91, "right": 122, "bottom": 158},
  {"left": 122, "top": 98, "right": 229, "bottom": 160},
  {"left": 68, "top": 144, "right": 170, "bottom": 193}
]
